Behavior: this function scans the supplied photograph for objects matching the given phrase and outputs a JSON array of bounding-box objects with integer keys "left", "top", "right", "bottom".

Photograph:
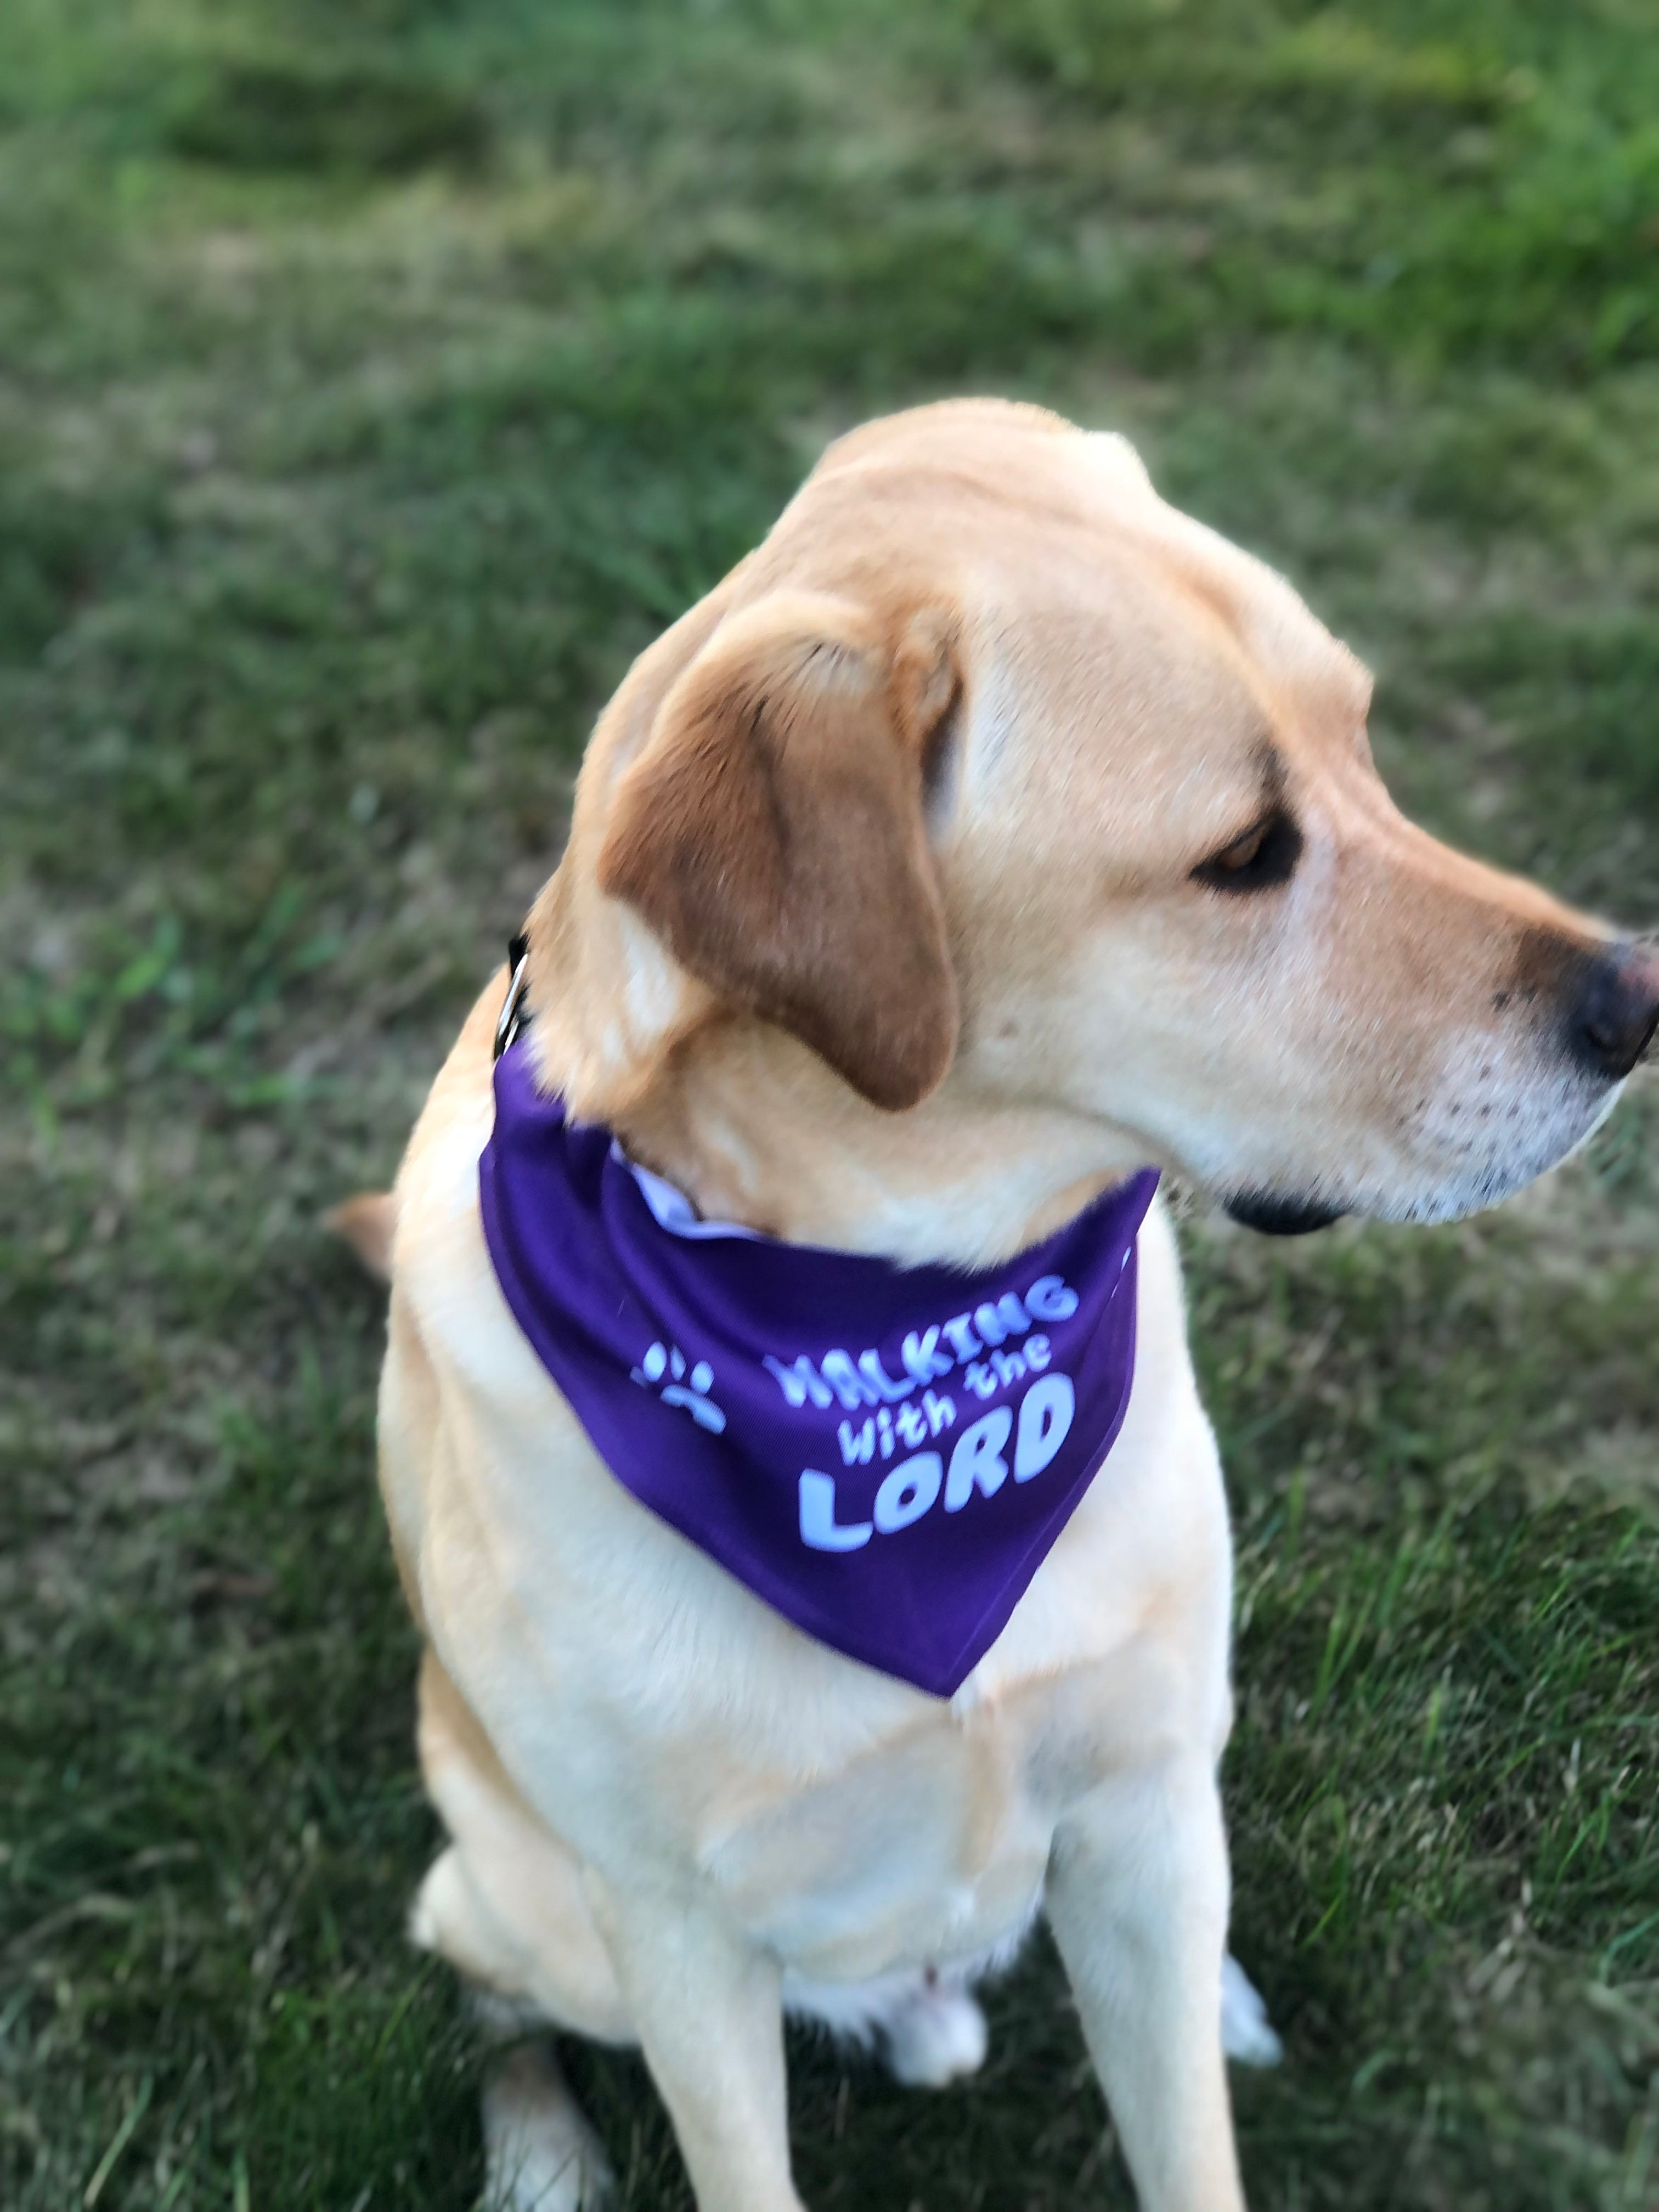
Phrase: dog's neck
[
  {"left": 595, "top": 1018, "right": 1156, "bottom": 1271},
  {"left": 522, "top": 874, "right": 1159, "bottom": 1267}
]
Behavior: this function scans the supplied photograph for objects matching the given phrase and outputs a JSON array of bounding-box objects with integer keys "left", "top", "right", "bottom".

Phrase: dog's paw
[
  {"left": 482, "top": 2043, "right": 614, "bottom": 2211},
  {"left": 1220, "top": 1953, "right": 1283, "bottom": 2068},
  {"left": 883, "top": 1980, "right": 989, "bottom": 2087}
]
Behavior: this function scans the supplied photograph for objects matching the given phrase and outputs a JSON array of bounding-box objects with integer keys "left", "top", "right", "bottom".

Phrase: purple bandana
[{"left": 479, "top": 1043, "right": 1158, "bottom": 1697}]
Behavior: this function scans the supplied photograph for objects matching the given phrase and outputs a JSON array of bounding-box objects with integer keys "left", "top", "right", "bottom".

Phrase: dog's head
[{"left": 536, "top": 399, "right": 1657, "bottom": 1236}]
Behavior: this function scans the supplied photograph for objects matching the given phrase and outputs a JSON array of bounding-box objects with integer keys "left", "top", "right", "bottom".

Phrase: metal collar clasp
[{"left": 494, "top": 933, "right": 531, "bottom": 1062}]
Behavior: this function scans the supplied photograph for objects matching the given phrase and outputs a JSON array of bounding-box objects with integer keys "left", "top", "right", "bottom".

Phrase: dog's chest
[
  {"left": 399, "top": 1154, "right": 1231, "bottom": 1984},
  {"left": 694, "top": 1660, "right": 1157, "bottom": 1980}
]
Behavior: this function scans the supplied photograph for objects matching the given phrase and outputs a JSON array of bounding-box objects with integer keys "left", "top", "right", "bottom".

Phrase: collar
[{"left": 494, "top": 932, "right": 532, "bottom": 1061}]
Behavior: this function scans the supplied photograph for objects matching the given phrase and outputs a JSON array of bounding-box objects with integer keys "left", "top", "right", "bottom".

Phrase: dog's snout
[{"left": 1566, "top": 941, "right": 1659, "bottom": 1082}]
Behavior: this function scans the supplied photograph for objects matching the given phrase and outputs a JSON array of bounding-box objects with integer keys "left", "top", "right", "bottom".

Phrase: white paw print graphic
[{"left": 631, "top": 1341, "right": 727, "bottom": 1432}]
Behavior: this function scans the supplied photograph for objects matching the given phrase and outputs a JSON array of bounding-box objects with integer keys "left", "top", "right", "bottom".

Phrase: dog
[{"left": 347, "top": 399, "right": 1657, "bottom": 2211}]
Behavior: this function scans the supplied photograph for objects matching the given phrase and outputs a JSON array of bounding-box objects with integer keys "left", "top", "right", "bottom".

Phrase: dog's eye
[{"left": 1192, "top": 808, "right": 1302, "bottom": 893}]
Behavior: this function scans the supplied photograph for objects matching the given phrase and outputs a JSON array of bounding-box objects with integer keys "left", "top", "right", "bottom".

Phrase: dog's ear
[{"left": 597, "top": 592, "right": 960, "bottom": 1110}]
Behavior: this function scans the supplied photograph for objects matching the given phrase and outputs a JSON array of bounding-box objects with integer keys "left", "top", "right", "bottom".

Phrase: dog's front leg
[
  {"left": 1046, "top": 1753, "right": 1244, "bottom": 2212},
  {"left": 588, "top": 1873, "right": 804, "bottom": 2212}
]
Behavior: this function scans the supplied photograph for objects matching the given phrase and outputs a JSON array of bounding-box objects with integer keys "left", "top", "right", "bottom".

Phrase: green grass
[{"left": 3, "top": 1, "right": 1657, "bottom": 2205}]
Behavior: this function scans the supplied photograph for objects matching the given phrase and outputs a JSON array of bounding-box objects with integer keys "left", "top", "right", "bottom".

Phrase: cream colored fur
[{"left": 373, "top": 400, "right": 1640, "bottom": 2211}]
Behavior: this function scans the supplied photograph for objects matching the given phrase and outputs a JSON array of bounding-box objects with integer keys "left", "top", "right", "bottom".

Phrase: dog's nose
[{"left": 1567, "top": 942, "right": 1659, "bottom": 1081}]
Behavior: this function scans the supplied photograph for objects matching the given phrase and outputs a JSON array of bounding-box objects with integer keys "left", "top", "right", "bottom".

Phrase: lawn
[{"left": 2, "top": 1, "right": 1657, "bottom": 2207}]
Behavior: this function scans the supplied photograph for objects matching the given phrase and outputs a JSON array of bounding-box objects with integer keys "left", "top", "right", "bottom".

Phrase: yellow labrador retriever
[{"left": 357, "top": 400, "right": 1657, "bottom": 2211}]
